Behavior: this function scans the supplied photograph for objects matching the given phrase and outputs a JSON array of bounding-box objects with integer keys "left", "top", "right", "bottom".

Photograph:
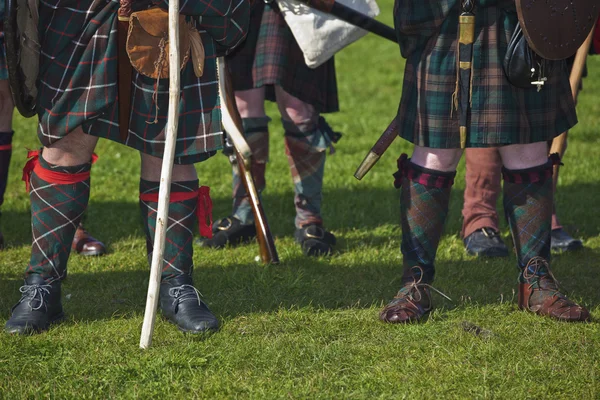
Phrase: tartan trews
[
  {"left": 396, "top": 157, "right": 456, "bottom": 283},
  {"left": 503, "top": 159, "right": 554, "bottom": 269},
  {"left": 139, "top": 179, "right": 199, "bottom": 281},
  {"left": 283, "top": 118, "right": 332, "bottom": 229},
  {"left": 232, "top": 117, "right": 270, "bottom": 225},
  {"left": 25, "top": 154, "right": 92, "bottom": 281}
]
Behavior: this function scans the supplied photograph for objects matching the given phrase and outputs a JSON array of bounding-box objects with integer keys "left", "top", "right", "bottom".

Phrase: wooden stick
[
  {"left": 140, "top": 0, "right": 180, "bottom": 349},
  {"left": 549, "top": 24, "right": 595, "bottom": 190}
]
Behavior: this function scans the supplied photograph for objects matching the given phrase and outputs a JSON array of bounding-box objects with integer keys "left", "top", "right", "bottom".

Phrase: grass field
[{"left": 1, "top": 6, "right": 600, "bottom": 399}]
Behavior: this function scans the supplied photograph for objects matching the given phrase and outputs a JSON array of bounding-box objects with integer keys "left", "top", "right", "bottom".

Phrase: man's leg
[
  {"left": 275, "top": 87, "right": 336, "bottom": 256},
  {"left": 499, "top": 142, "right": 589, "bottom": 322},
  {"left": 139, "top": 154, "right": 218, "bottom": 333},
  {"left": 0, "top": 79, "right": 14, "bottom": 250},
  {"left": 462, "top": 148, "right": 508, "bottom": 257},
  {"left": 201, "top": 88, "right": 269, "bottom": 248},
  {"left": 5, "top": 127, "right": 98, "bottom": 334},
  {"left": 380, "top": 147, "right": 461, "bottom": 323}
]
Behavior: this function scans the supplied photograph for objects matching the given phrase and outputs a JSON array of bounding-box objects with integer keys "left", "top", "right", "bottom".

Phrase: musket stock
[{"left": 216, "top": 57, "right": 279, "bottom": 264}]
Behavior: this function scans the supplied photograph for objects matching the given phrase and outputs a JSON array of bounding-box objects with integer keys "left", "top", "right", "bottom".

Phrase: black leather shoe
[
  {"left": 464, "top": 227, "right": 509, "bottom": 258},
  {"left": 159, "top": 275, "right": 219, "bottom": 334},
  {"left": 4, "top": 275, "right": 64, "bottom": 335},
  {"left": 295, "top": 224, "right": 336, "bottom": 257},
  {"left": 551, "top": 228, "right": 583, "bottom": 252},
  {"left": 197, "top": 216, "right": 256, "bottom": 249}
]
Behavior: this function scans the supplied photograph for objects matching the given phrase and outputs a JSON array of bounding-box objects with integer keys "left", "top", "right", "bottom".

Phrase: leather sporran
[
  {"left": 126, "top": 7, "right": 205, "bottom": 79},
  {"left": 503, "top": 24, "right": 554, "bottom": 89}
]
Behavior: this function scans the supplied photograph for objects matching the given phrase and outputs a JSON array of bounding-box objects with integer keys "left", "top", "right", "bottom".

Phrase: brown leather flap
[{"left": 126, "top": 7, "right": 191, "bottom": 79}]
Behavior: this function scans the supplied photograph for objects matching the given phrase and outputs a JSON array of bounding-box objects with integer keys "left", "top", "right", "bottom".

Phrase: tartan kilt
[
  {"left": 0, "top": 1, "right": 8, "bottom": 81},
  {"left": 36, "top": 0, "right": 247, "bottom": 164},
  {"left": 394, "top": 3, "right": 577, "bottom": 148},
  {"left": 227, "top": 1, "right": 339, "bottom": 114}
]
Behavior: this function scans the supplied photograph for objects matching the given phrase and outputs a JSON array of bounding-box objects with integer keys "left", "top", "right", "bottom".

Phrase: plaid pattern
[
  {"left": 283, "top": 119, "right": 332, "bottom": 228},
  {"left": 400, "top": 161, "right": 454, "bottom": 275},
  {"left": 231, "top": 117, "right": 270, "bottom": 225},
  {"left": 227, "top": 1, "right": 338, "bottom": 113},
  {"left": 0, "top": 1, "right": 7, "bottom": 80},
  {"left": 26, "top": 155, "right": 92, "bottom": 281},
  {"left": 0, "top": 131, "right": 12, "bottom": 207},
  {"left": 139, "top": 179, "right": 198, "bottom": 280},
  {"left": 503, "top": 160, "right": 553, "bottom": 269},
  {"left": 37, "top": 0, "right": 248, "bottom": 165},
  {"left": 394, "top": 154, "right": 456, "bottom": 189},
  {"left": 392, "top": 0, "right": 577, "bottom": 148}
]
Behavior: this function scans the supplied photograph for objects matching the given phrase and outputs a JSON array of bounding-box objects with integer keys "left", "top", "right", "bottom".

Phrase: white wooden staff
[{"left": 139, "top": 0, "right": 181, "bottom": 349}]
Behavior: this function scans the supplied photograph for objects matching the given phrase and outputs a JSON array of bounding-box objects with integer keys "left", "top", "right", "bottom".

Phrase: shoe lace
[
  {"left": 168, "top": 284, "right": 203, "bottom": 307},
  {"left": 394, "top": 266, "right": 452, "bottom": 303},
  {"left": 18, "top": 284, "right": 52, "bottom": 311},
  {"left": 522, "top": 256, "right": 561, "bottom": 294}
]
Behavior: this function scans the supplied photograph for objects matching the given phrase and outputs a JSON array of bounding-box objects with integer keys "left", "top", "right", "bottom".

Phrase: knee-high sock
[
  {"left": 396, "top": 156, "right": 456, "bottom": 283},
  {"left": 284, "top": 117, "right": 337, "bottom": 229},
  {"left": 139, "top": 179, "right": 199, "bottom": 281},
  {"left": 26, "top": 152, "right": 92, "bottom": 281},
  {"left": 502, "top": 159, "right": 554, "bottom": 271},
  {"left": 231, "top": 117, "right": 270, "bottom": 225}
]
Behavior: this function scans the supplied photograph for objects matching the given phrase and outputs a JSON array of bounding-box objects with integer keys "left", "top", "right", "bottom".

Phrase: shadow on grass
[{"left": 1, "top": 245, "right": 598, "bottom": 326}]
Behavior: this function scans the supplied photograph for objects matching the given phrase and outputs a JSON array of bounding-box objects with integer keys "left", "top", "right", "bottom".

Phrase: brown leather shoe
[
  {"left": 72, "top": 223, "right": 106, "bottom": 256},
  {"left": 518, "top": 257, "right": 590, "bottom": 322},
  {"left": 380, "top": 266, "right": 435, "bottom": 323}
]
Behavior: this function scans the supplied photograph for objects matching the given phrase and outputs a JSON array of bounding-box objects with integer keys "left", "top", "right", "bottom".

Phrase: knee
[
  {"left": 276, "top": 89, "right": 317, "bottom": 130},
  {"left": 411, "top": 147, "right": 463, "bottom": 171},
  {"left": 235, "top": 89, "right": 266, "bottom": 118}
]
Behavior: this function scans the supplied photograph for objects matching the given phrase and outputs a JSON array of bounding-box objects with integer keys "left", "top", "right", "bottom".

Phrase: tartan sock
[
  {"left": 283, "top": 118, "right": 330, "bottom": 229},
  {"left": 232, "top": 117, "right": 270, "bottom": 225},
  {"left": 396, "top": 156, "right": 456, "bottom": 283},
  {"left": 0, "top": 131, "right": 12, "bottom": 233},
  {"left": 502, "top": 159, "right": 554, "bottom": 274},
  {"left": 26, "top": 154, "right": 92, "bottom": 282},
  {"left": 139, "top": 179, "right": 199, "bottom": 281}
]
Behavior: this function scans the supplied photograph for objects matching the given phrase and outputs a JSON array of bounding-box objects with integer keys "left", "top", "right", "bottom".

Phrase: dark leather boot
[
  {"left": 159, "top": 275, "right": 219, "bottom": 333},
  {"left": 519, "top": 257, "right": 590, "bottom": 322},
  {"left": 72, "top": 223, "right": 106, "bottom": 256},
  {"left": 295, "top": 224, "right": 336, "bottom": 257},
  {"left": 4, "top": 275, "right": 64, "bottom": 335},
  {"left": 198, "top": 216, "right": 256, "bottom": 249}
]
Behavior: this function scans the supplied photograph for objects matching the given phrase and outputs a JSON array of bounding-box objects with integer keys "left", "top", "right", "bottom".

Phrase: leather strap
[{"left": 117, "top": 4, "right": 133, "bottom": 142}]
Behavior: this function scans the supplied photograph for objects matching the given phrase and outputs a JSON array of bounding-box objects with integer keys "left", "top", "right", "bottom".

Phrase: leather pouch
[
  {"left": 126, "top": 7, "right": 205, "bottom": 79},
  {"left": 503, "top": 24, "right": 554, "bottom": 89}
]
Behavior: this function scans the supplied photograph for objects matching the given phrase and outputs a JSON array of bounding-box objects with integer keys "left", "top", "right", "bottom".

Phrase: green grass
[{"left": 1, "top": 6, "right": 600, "bottom": 398}]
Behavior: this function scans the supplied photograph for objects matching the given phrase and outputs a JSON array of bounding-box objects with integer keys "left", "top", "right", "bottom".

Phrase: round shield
[
  {"left": 516, "top": 0, "right": 599, "bottom": 60},
  {"left": 4, "top": 0, "right": 39, "bottom": 118}
]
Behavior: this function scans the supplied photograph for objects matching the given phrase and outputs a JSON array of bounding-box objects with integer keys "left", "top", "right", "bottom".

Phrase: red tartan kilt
[{"left": 227, "top": 2, "right": 339, "bottom": 114}]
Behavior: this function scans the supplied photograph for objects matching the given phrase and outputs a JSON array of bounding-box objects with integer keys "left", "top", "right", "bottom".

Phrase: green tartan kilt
[
  {"left": 35, "top": 0, "right": 248, "bottom": 164},
  {"left": 227, "top": 1, "right": 339, "bottom": 113},
  {"left": 394, "top": 3, "right": 577, "bottom": 148},
  {"left": 0, "top": 1, "right": 8, "bottom": 81}
]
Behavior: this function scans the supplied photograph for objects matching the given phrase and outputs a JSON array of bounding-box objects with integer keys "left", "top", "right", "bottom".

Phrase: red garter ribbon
[
  {"left": 22, "top": 150, "right": 98, "bottom": 193},
  {"left": 0, "top": 144, "right": 12, "bottom": 151},
  {"left": 139, "top": 186, "right": 214, "bottom": 239}
]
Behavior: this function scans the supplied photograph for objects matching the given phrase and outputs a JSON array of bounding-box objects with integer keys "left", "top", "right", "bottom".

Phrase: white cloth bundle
[{"left": 275, "top": 0, "right": 380, "bottom": 68}]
